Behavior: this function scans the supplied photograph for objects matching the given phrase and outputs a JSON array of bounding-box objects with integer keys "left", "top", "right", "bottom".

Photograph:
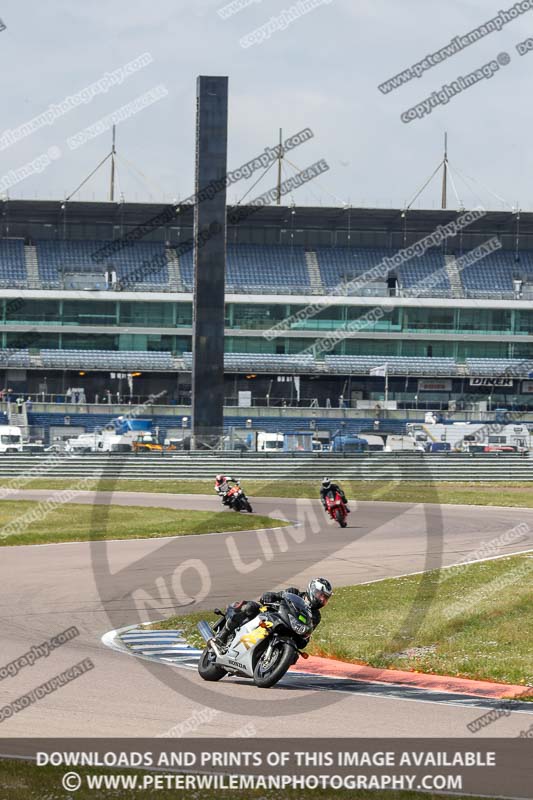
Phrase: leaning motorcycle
[
  {"left": 197, "top": 592, "right": 311, "bottom": 688},
  {"left": 325, "top": 489, "right": 348, "bottom": 528},
  {"left": 224, "top": 482, "right": 253, "bottom": 513}
]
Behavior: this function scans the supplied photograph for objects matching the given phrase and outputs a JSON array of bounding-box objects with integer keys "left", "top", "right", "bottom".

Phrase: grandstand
[
  {"left": 11, "top": 238, "right": 533, "bottom": 297},
  {"left": 0, "top": 239, "right": 27, "bottom": 288},
  {"left": 39, "top": 349, "right": 173, "bottom": 371},
  {"left": 0, "top": 199, "right": 532, "bottom": 433},
  {"left": 461, "top": 249, "right": 533, "bottom": 297},
  {"left": 35, "top": 239, "right": 170, "bottom": 289}
]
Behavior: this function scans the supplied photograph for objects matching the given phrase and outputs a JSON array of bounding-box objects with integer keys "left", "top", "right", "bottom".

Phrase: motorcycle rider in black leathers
[
  {"left": 320, "top": 477, "right": 350, "bottom": 512},
  {"left": 215, "top": 577, "right": 333, "bottom": 650}
]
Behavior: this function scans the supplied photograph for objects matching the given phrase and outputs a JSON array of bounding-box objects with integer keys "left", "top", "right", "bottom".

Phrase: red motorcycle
[
  {"left": 325, "top": 490, "right": 348, "bottom": 528},
  {"left": 225, "top": 483, "right": 253, "bottom": 513}
]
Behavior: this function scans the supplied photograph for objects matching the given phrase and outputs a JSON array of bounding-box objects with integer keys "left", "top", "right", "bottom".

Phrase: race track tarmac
[{"left": 0, "top": 489, "right": 532, "bottom": 739}]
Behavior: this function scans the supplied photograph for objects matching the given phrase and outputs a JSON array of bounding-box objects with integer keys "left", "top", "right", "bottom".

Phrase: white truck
[
  {"left": 64, "top": 416, "right": 163, "bottom": 455},
  {"left": 65, "top": 430, "right": 133, "bottom": 453},
  {"left": 65, "top": 432, "right": 102, "bottom": 454},
  {"left": 406, "top": 422, "right": 530, "bottom": 453},
  {"left": 0, "top": 425, "right": 23, "bottom": 453},
  {"left": 104, "top": 429, "right": 168, "bottom": 452},
  {"left": 358, "top": 434, "right": 385, "bottom": 452},
  {"left": 257, "top": 432, "right": 284, "bottom": 452},
  {"left": 383, "top": 434, "right": 417, "bottom": 453}
]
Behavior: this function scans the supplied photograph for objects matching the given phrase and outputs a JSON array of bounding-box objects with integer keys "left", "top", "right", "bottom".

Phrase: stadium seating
[
  {"left": 0, "top": 238, "right": 533, "bottom": 298},
  {"left": 461, "top": 250, "right": 533, "bottom": 296},
  {"left": 324, "top": 355, "right": 458, "bottom": 375},
  {"left": 466, "top": 358, "right": 533, "bottom": 377},
  {"left": 0, "top": 237, "right": 528, "bottom": 298},
  {"left": 0, "top": 349, "right": 30, "bottom": 367},
  {"left": 2, "top": 344, "right": 529, "bottom": 379},
  {"left": 179, "top": 244, "right": 310, "bottom": 293},
  {"left": 315, "top": 247, "right": 391, "bottom": 291},
  {"left": 40, "top": 349, "right": 173, "bottom": 371},
  {"left": 0, "top": 239, "right": 27, "bottom": 287},
  {"left": 397, "top": 248, "right": 450, "bottom": 295},
  {"left": 182, "top": 352, "right": 317, "bottom": 373},
  {"left": 310, "top": 246, "right": 452, "bottom": 296},
  {"left": 35, "top": 240, "right": 169, "bottom": 288},
  {"left": 182, "top": 352, "right": 459, "bottom": 376},
  {"left": 221, "top": 416, "right": 408, "bottom": 436},
  {"left": 227, "top": 244, "right": 309, "bottom": 292}
]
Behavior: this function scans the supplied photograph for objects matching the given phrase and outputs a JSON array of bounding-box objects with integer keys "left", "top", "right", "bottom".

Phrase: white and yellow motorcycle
[{"left": 197, "top": 592, "right": 312, "bottom": 688}]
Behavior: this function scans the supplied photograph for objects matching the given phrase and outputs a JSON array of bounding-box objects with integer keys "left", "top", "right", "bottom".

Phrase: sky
[{"left": 1, "top": 0, "right": 532, "bottom": 211}]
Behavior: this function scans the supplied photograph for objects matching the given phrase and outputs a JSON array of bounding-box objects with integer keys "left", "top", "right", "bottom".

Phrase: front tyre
[
  {"left": 253, "top": 641, "right": 295, "bottom": 688},
  {"left": 336, "top": 509, "right": 347, "bottom": 528},
  {"left": 198, "top": 647, "right": 226, "bottom": 681},
  {"left": 244, "top": 500, "right": 253, "bottom": 513}
]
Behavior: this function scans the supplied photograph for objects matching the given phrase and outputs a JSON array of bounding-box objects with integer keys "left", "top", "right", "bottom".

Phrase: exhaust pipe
[
  {"left": 197, "top": 620, "right": 215, "bottom": 643},
  {"left": 197, "top": 620, "right": 223, "bottom": 657}
]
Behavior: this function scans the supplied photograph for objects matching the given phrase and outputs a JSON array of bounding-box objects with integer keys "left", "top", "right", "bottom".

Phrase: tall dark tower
[{"left": 191, "top": 76, "right": 228, "bottom": 449}]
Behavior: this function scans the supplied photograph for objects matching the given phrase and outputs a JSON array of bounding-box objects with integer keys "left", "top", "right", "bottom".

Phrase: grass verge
[
  {"left": 5, "top": 479, "right": 533, "bottom": 508},
  {"left": 0, "top": 759, "right": 490, "bottom": 800},
  {"left": 0, "top": 502, "right": 287, "bottom": 546},
  {"left": 152, "top": 553, "right": 533, "bottom": 690}
]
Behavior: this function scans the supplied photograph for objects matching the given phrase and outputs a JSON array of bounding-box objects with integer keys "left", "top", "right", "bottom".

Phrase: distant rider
[
  {"left": 215, "top": 577, "right": 333, "bottom": 649},
  {"left": 214, "top": 474, "right": 237, "bottom": 506},
  {"left": 320, "top": 477, "right": 350, "bottom": 512}
]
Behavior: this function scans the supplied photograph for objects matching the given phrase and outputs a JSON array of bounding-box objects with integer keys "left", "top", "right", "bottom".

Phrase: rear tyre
[
  {"left": 253, "top": 641, "right": 295, "bottom": 688},
  {"left": 197, "top": 647, "right": 226, "bottom": 681}
]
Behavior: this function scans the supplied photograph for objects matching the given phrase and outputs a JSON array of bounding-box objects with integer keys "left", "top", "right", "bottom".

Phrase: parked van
[
  {"left": 331, "top": 435, "right": 368, "bottom": 453},
  {"left": 383, "top": 435, "right": 417, "bottom": 453},
  {"left": 358, "top": 434, "right": 385, "bottom": 452},
  {"left": 0, "top": 425, "right": 23, "bottom": 453},
  {"left": 257, "top": 432, "right": 284, "bottom": 452}
]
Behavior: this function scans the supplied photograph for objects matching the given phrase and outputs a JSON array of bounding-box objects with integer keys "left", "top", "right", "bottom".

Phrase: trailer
[{"left": 406, "top": 422, "right": 530, "bottom": 452}]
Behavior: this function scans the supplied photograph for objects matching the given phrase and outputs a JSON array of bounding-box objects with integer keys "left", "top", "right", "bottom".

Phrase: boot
[{"left": 214, "top": 622, "right": 234, "bottom": 651}]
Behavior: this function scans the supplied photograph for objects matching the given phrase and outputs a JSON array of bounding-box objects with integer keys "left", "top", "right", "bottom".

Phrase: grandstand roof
[{"left": 1, "top": 199, "right": 531, "bottom": 237}]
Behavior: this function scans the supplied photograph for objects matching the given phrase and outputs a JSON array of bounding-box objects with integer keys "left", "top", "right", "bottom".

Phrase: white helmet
[{"left": 307, "top": 577, "right": 333, "bottom": 609}]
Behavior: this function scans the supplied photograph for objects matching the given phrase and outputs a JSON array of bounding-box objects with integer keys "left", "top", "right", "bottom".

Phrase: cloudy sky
[{"left": 1, "top": 0, "right": 531, "bottom": 210}]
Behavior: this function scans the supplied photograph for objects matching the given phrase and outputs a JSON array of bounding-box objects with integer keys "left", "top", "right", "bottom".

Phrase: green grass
[
  {"left": 310, "top": 553, "right": 533, "bottom": 689},
  {"left": 6, "top": 478, "right": 533, "bottom": 508},
  {"left": 149, "top": 607, "right": 218, "bottom": 648},
  {"left": 154, "top": 554, "right": 533, "bottom": 689},
  {"left": 0, "top": 501, "right": 287, "bottom": 546},
  {"left": 0, "top": 759, "right": 490, "bottom": 800}
]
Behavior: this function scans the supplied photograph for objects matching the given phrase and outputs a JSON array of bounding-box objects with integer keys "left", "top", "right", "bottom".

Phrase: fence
[{"left": 0, "top": 452, "right": 531, "bottom": 482}]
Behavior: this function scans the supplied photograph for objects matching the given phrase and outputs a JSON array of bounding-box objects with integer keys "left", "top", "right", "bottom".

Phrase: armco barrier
[{"left": 0, "top": 452, "right": 531, "bottom": 481}]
